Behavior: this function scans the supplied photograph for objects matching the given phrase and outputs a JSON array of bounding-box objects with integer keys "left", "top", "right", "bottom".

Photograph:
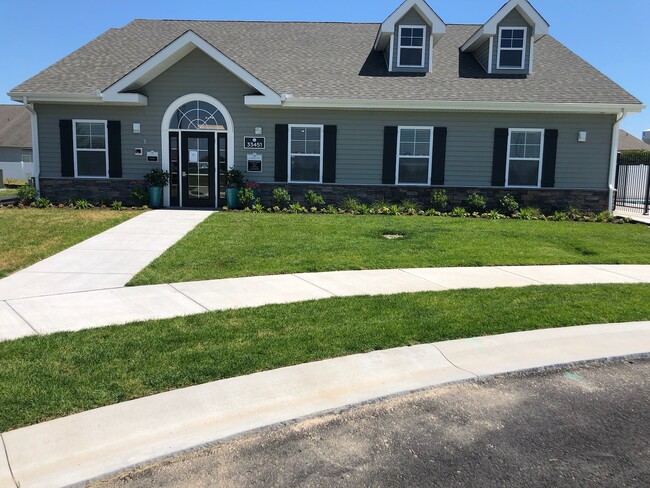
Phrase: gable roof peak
[
  {"left": 461, "top": 0, "right": 549, "bottom": 52},
  {"left": 374, "top": 0, "right": 446, "bottom": 51}
]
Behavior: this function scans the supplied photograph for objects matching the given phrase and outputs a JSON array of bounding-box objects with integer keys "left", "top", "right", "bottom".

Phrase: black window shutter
[
  {"left": 275, "top": 124, "right": 288, "bottom": 183},
  {"left": 541, "top": 129, "right": 559, "bottom": 188},
  {"left": 431, "top": 127, "right": 447, "bottom": 185},
  {"left": 382, "top": 126, "right": 398, "bottom": 184},
  {"left": 107, "top": 121, "right": 122, "bottom": 178},
  {"left": 492, "top": 128, "right": 509, "bottom": 186},
  {"left": 323, "top": 125, "right": 337, "bottom": 184},
  {"left": 59, "top": 120, "right": 74, "bottom": 177}
]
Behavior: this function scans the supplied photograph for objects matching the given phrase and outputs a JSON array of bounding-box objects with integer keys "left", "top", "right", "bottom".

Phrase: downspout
[
  {"left": 22, "top": 96, "right": 40, "bottom": 194},
  {"left": 607, "top": 109, "right": 627, "bottom": 212}
]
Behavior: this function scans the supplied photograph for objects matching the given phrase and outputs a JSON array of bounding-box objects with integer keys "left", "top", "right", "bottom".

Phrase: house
[
  {"left": 0, "top": 105, "right": 33, "bottom": 182},
  {"left": 8, "top": 0, "right": 644, "bottom": 211},
  {"left": 618, "top": 130, "right": 650, "bottom": 152}
]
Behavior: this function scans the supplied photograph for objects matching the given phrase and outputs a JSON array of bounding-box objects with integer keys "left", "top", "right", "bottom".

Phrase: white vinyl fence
[{"left": 0, "top": 161, "right": 34, "bottom": 181}]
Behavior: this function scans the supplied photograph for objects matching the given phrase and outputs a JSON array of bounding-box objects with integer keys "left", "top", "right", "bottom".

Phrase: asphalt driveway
[{"left": 98, "top": 358, "right": 650, "bottom": 487}]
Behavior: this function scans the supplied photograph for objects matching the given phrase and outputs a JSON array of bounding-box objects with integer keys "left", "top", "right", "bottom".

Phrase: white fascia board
[
  {"left": 279, "top": 97, "right": 645, "bottom": 115},
  {"left": 374, "top": 0, "right": 445, "bottom": 51},
  {"left": 461, "top": 0, "right": 549, "bottom": 52},
  {"left": 103, "top": 30, "right": 281, "bottom": 105},
  {"left": 9, "top": 92, "right": 102, "bottom": 104}
]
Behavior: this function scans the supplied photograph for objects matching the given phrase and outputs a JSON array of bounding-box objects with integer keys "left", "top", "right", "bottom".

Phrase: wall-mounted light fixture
[
  {"left": 578, "top": 131, "right": 587, "bottom": 143},
  {"left": 133, "top": 123, "right": 141, "bottom": 134}
]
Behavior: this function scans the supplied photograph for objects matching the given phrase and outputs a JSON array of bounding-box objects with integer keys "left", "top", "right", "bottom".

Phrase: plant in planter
[
  {"left": 143, "top": 169, "right": 170, "bottom": 208},
  {"left": 224, "top": 169, "right": 245, "bottom": 209}
]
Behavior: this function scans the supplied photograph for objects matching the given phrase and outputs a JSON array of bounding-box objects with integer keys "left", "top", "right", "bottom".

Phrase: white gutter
[
  {"left": 608, "top": 109, "right": 627, "bottom": 212},
  {"left": 22, "top": 97, "right": 40, "bottom": 194}
]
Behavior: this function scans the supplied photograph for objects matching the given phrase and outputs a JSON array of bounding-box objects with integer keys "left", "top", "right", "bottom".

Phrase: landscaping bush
[
  {"left": 430, "top": 190, "right": 448, "bottom": 212},
  {"left": 451, "top": 207, "right": 469, "bottom": 218},
  {"left": 130, "top": 187, "right": 149, "bottom": 206},
  {"left": 483, "top": 209, "right": 506, "bottom": 220},
  {"left": 400, "top": 199, "right": 421, "bottom": 215},
  {"left": 341, "top": 198, "right": 360, "bottom": 213},
  {"left": 111, "top": 201, "right": 123, "bottom": 211},
  {"left": 304, "top": 190, "right": 326, "bottom": 208},
  {"left": 238, "top": 187, "right": 258, "bottom": 208},
  {"left": 17, "top": 185, "right": 37, "bottom": 204},
  {"left": 32, "top": 197, "right": 52, "bottom": 209},
  {"left": 466, "top": 192, "right": 486, "bottom": 213},
  {"left": 288, "top": 202, "right": 306, "bottom": 214},
  {"left": 499, "top": 194, "right": 519, "bottom": 215},
  {"left": 73, "top": 199, "right": 93, "bottom": 210},
  {"left": 272, "top": 188, "right": 291, "bottom": 206},
  {"left": 517, "top": 207, "right": 541, "bottom": 220}
]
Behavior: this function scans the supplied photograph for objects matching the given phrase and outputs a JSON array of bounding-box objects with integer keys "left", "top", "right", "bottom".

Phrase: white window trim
[
  {"left": 496, "top": 26, "right": 527, "bottom": 70},
  {"left": 72, "top": 119, "right": 109, "bottom": 179},
  {"left": 505, "top": 128, "right": 545, "bottom": 188},
  {"left": 396, "top": 126, "right": 434, "bottom": 186},
  {"left": 397, "top": 25, "right": 426, "bottom": 68},
  {"left": 288, "top": 124, "right": 324, "bottom": 184}
]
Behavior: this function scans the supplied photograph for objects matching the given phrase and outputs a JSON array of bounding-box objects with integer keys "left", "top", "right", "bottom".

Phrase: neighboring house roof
[
  {"left": 618, "top": 130, "right": 650, "bottom": 152},
  {"left": 0, "top": 105, "right": 32, "bottom": 148},
  {"left": 9, "top": 19, "right": 642, "bottom": 108}
]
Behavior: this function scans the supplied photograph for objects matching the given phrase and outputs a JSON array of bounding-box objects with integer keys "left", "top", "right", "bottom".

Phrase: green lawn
[
  {"left": 1, "top": 283, "right": 649, "bottom": 432},
  {"left": 0, "top": 208, "right": 143, "bottom": 278},
  {"left": 130, "top": 213, "right": 650, "bottom": 286},
  {"left": 0, "top": 188, "right": 19, "bottom": 197}
]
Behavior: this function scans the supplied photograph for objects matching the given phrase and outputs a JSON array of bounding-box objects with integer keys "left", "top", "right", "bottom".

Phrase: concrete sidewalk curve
[
  {"left": 1, "top": 321, "right": 649, "bottom": 488},
  {"left": 1, "top": 264, "right": 649, "bottom": 341}
]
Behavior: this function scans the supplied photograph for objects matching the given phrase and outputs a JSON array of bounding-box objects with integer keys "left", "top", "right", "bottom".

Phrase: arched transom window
[{"left": 169, "top": 101, "right": 228, "bottom": 131}]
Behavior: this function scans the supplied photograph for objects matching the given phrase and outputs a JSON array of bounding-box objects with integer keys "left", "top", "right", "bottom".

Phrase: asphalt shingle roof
[
  {"left": 0, "top": 105, "right": 32, "bottom": 148},
  {"left": 11, "top": 20, "right": 642, "bottom": 106},
  {"left": 618, "top": 130, "right": 650, "bottom": 151}
]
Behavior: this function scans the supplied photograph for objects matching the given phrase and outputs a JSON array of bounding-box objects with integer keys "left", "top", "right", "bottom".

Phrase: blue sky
[{"left": 1, "top": 0, "right": 649, "bottom": 137}]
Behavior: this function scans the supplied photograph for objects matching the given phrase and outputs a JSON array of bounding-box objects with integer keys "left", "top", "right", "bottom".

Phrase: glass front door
[{"left": 182, "top": 132, "right": 215, "bottom": 208}]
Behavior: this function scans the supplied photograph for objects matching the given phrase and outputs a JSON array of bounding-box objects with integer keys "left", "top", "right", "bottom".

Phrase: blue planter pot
[
  {"left": 148, "top": 187, "right": 162, "bottom": 208},
  {"left": 226, "top": 188, "right": 239, "bottom": 209}
]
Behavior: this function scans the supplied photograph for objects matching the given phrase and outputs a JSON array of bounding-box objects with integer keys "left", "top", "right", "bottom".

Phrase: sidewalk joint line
[
  {"left": 398, "top": 269, "right": 449, "bottom": 289},
  {"left": 496, "top": 267, "right": 547, "bottom": 285},
  {"left": 291, "top": 274, "right": 337, "bottom": 297},
  {"left": 1, "top": 433, "right": 19, "bottom": 488},
  {"left": 587, "top": 265, "right": 645, "bottom": 283},
  {"left": 4, "top": 301, "right": 40, "bottom": 336},
  {"left": 168, "top": 285, "right": 211, "bottom": 312},
  {"left": 431, "top": 343, "right": 480, "bottom": 379},
  {"left": 3, "top": 285, "right": 128, "bottom": 302}
]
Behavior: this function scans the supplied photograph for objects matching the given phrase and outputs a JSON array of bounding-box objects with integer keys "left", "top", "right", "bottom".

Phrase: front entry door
[{"left": 182, "top": 132, "right": 215, "bottom": 208}]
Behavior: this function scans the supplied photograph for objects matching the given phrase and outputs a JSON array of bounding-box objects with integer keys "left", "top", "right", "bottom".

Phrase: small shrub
[
  {"left": 425, "top": 208, "right": 441, "bottom": 217},
  {"left": 238, "top": 187, "right": 257, "bottom": 208},
  {"left": 499, "top": 194, "right": 519, "bottom": 215},
  {"left": 566, "top": 206, "right": 583, "bottom": 221},
  {"left": 341, "top": 198, "right": 360, "bottom": 213},
  {"left": 386, "top": 204, "right": 402, "bottom": 216},
  {"left": 272, "top": 188, "right": 291, "bottom": 206},
  {"left": 553, "top": 211, "right": 568, "bottom": 222},
  {"left": 325, "top": 205, "right": 337, "bottom": 214},
  {"left": 357, "top": 204, "right": 371, "bottom": 215},
  {"left": 304, "top": 190, "right": 326, "bottom": 208},
  {"left": 17, "top": 185, "right": 38, "bottom": 204},
  {"left": 400, "top": 199, "right": 421, "bottom": 215},
  {"left": 430, "top": 190, "right": 448, "bottom": 212},
  {"left": 596, "top": 211, "right": 614, "bottom": 223},
  {"left": 517, "top": 207, "right": 540, "bottom": 220},
  {"left": 111, "top": 201, "right": 123, "bottom": 211},
  {"left": 32, "top": 197, "right": 52, "bottom": 209},
  {"left": 484, "top": 209, "right": 505, "bottom": 220},
  {"left": 131, "top": 187, "right": 149, "bottom": 206},
  {"left": 288, "top": 202, "right": 306, "bottom": 214},
  {"left": 466, "top": 192, "right": 486, "bottom": 213},
  {"left": 252, "top": 203, "right": 265, "bottom": 213},
  {"left": 73, "top": 199, "right": 93, "bottom": 210},
  {"left": 451, "top": 207, "right": 469, "bottom": 218}
]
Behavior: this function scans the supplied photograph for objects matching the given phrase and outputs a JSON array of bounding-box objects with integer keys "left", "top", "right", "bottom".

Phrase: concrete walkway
[
  {"left": 0, "top": 209, "right": 212, "bottom": 303},
  {"left": 614, "top": 209, "right": 650, "bottom": 225},
  {"left": 1, "top": 264, "right": 649, "bottom": 342},
  {"left": 1, "top": 321, "right": 649, "bottom": 488}
]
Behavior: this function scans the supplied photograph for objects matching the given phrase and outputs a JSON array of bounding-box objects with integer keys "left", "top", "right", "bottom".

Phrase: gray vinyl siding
[
  {"left": 392, "top": 9, "right": 431, "bottom": 73},
  {"left": 35, "top": 49, "right": 614, "bottom": 191},
  {"left": 473, "top": 39, "right": 491, "bottom": 72},
  {"left": 492, "top": 9, "right": 532, "bottom": 75}
]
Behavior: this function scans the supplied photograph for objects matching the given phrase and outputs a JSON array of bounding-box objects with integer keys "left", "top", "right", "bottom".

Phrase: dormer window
[
  {"left": 398, "top": 26, "right": 426, "bottom": 68},
  {"left": 497, "top": 27, "right": 527, "bottom": 69}
]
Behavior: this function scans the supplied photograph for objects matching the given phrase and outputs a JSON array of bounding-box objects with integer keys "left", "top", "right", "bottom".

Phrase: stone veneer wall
[
  {"left": 257, "top": 184, "right": 609, "bottom": 213},
  {"left": 40, "top": 178, "right": 143, "bottom": 205},
  {"left": 39, "top": 178, "right": 610, "bottom": 213}
]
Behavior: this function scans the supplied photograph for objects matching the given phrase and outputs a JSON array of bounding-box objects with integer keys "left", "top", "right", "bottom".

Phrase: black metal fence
[{"left": 615, "top": 152, "right": 650, "bottom": 215}]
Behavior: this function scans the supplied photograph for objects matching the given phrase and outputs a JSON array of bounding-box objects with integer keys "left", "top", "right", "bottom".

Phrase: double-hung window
[
  {"left": 289, "top": 125, "right": 323, "bottom": 183},
  {"left": 74, "top": 120, "right": 108, "bottom": 178},
  {"left": 397, "top": 127, "right": 433, "bottom": 185},
  {"left": 506, "top": 129, "right": 544, "bottom": 187},
  {"left": 497, "top": 27, "right": 526, "bottom": 69},
  {"left": 398, "top": 26, "right": 425, "bottom": 68}
]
